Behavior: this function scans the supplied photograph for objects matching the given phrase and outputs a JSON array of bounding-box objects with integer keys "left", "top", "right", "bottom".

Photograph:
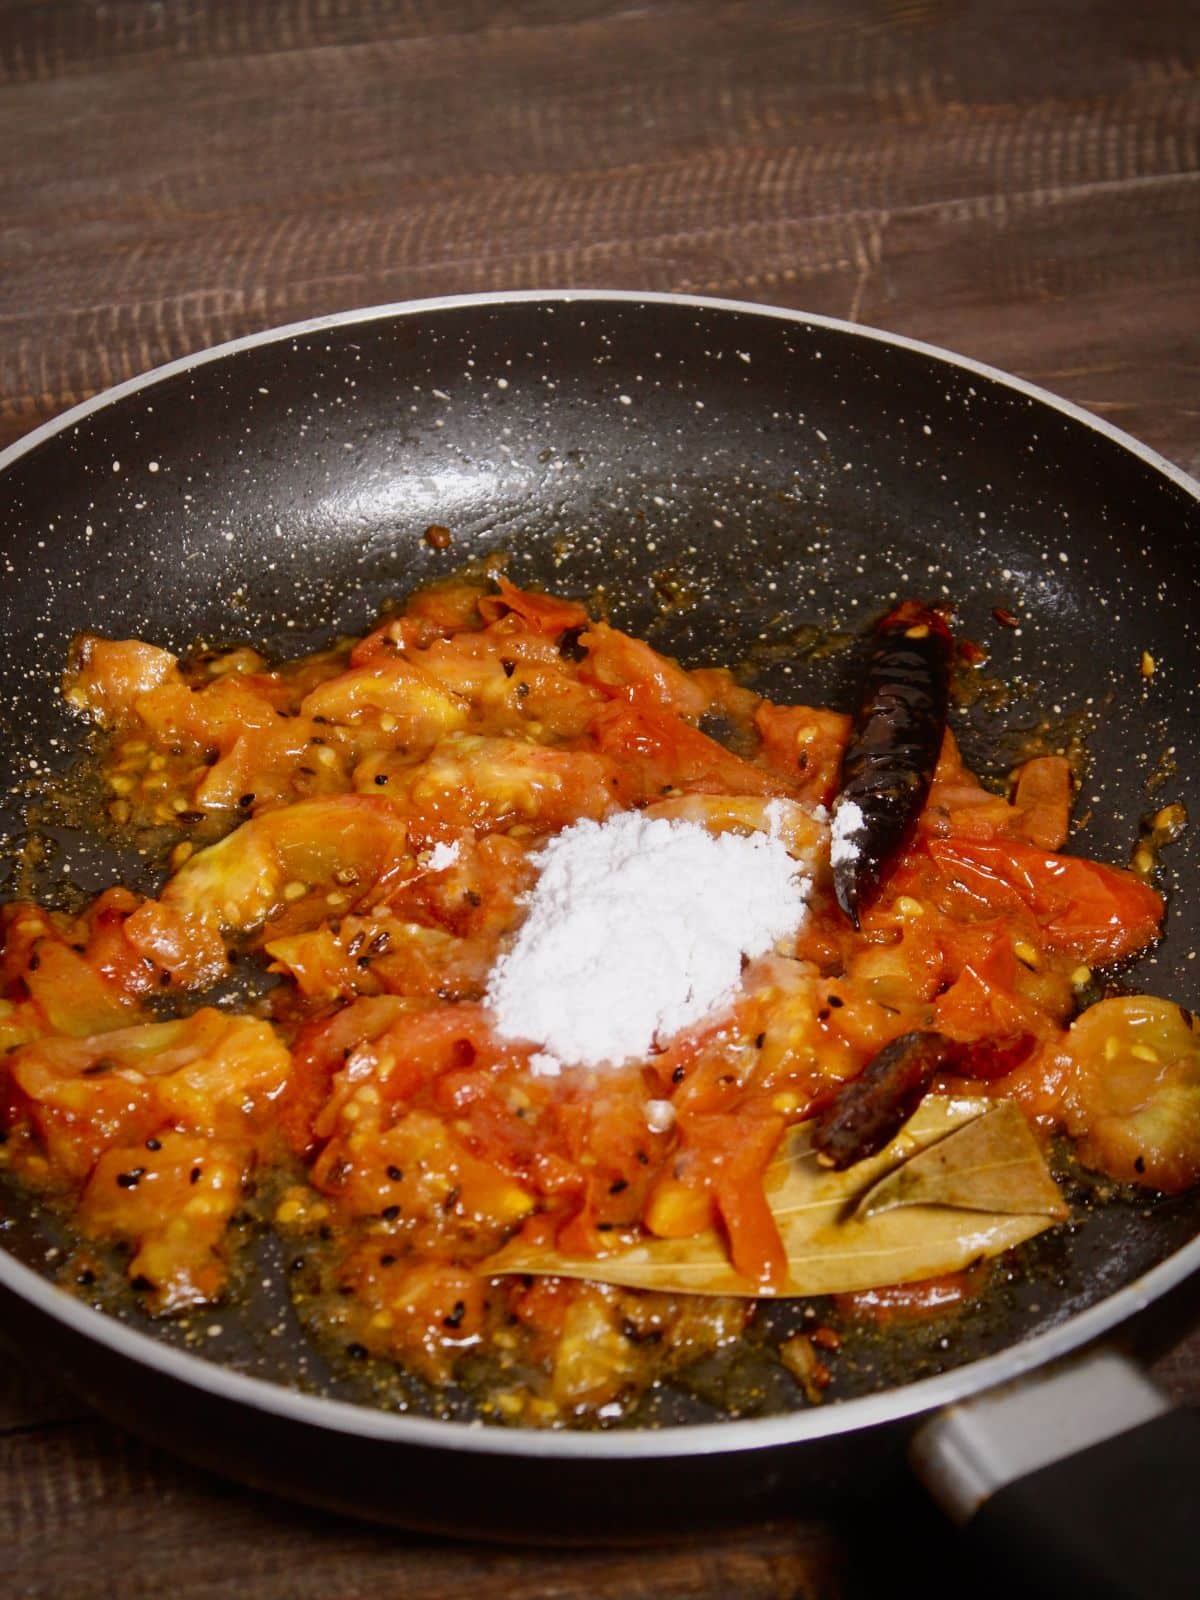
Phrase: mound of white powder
[{"left": 486, "top": 811, "right": 811, "bottom": 1068}]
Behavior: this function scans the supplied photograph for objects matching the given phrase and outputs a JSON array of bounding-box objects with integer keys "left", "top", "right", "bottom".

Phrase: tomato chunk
[{"left": 927, "top": 838, "right": 1162, "bottom": 964}]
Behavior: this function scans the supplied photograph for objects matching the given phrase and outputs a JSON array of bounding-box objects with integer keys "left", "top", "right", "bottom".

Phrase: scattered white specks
[
  {"left": 148, "top": 461, "right": 159, "bottom": 473},
  {"left": 496, "top": 377, "right": 509, "bottom": 389},
  {"left": 619, "top": 394, "right": 632, "bottom": 406},
  {"left": 111, "top": 460, "right": 120, "bottom": 472}
]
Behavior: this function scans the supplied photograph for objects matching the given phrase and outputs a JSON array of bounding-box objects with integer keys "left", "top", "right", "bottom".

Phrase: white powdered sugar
[
  {"left": 486, "top": 811, "right": 811, "bottom": 1068},
  {"left": 830, "top": 799, "right": 865, "bottom": 867}
]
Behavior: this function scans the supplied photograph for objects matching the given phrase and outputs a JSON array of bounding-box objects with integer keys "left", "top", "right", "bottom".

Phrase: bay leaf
[
  {"left": 855, "top": 1100, "right": 1069, "bottom": 1222},
  {"left": 487, "top": 1096, "right": 1066, "bottom": 1298}
]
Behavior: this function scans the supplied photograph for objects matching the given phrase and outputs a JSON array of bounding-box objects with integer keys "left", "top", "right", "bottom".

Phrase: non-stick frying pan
[{"left": 1, "top": 293, "right": 1198, "bottom": 1592}]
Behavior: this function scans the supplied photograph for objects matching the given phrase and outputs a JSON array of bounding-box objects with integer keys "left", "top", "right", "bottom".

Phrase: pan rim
[
  {"left": 3, "top": 287, "right": 1198, "bottom": 504},
  {"left": 1, "top": 287, "right": 1197, "bottom": 1461}
]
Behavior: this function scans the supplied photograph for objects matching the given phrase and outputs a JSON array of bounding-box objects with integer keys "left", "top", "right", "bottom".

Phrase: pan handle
[{"left": 910, "top": 1345, "right": 1199, "bottom": 1600}]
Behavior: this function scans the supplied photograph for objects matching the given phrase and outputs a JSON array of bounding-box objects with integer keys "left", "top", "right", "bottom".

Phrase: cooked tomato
[
  {"left": 591, "top": 691, "right": 782, "bottom": 799},
  {"left": 577, "top": 621, "right": 710, "bottom": 717},
  {"left": 753, "top": 702, "right": 849, "bottom": 806},
  {"left": 1010, "top": 756, "right": 1074, "bottom": 850},
  {"left": 0, "top": 572, "right": 1178, "bottom": 1427},
  {"left": 478, "top": 575, "right": 588, "bottom": 634},
  {"left": 926, "top": 837, "right": 1162, "bottom": 964},
  {"left": 674, "top": 1109, "right": 788, "bottom": 1287},
  {"left": 1057, "top": 997, "right": 1200, "bottom": 1192}
]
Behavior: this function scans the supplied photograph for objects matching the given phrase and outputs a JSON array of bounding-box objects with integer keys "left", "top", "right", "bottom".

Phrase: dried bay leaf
[
  {"left": 855, "top": 1101, "right": 1069, "bottom": 1222},
  {"left": 488, "top": 1096, "right": 1066, "bottom": 1297}
]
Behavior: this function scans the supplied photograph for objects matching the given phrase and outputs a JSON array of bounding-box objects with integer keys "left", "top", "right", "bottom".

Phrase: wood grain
[
  {"left": 0, "top": 1, "right": 1198, "bottom": 1594},
  {"left": 2, "top": 1, "right": 1199, "bottom": 466}
]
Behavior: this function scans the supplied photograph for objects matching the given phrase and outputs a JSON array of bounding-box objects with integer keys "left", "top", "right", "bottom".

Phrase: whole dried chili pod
[
  {"left": 831, "top": 600, "right": 952, "bottom": 928},
  {"left": 811, "top": 1030, "right": 965, "bottom": 1170}
]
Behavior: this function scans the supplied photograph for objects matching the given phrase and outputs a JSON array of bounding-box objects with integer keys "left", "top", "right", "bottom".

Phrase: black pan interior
[{"left": 1, "top": 296, "right": 1198, "bottom": 1427}]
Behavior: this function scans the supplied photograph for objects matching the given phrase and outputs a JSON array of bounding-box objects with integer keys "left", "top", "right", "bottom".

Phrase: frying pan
[{"left": 1, "top": 292, "right": 1199, "bottom": 1591}]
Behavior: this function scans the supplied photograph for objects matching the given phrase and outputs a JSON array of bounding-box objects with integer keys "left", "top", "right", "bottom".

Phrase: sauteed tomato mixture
[{"left": 0, "top": 573, "right": 1194, "bottom": 1425}]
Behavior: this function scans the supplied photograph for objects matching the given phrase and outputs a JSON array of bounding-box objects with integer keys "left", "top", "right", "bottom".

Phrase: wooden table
[{"left": 1, "top": 2, "right": 1197, "bottom": 1593}]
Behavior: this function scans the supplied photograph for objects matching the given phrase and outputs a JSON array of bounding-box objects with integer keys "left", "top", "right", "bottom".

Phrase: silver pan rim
[
  {"left": 5, "top": 287, "right": 1199, "bottom": 502},
  {"left": 1, "top": 287, "right": 1197, "bottom": 1461}
]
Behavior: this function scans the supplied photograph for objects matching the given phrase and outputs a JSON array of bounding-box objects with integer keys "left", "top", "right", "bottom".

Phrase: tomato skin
[
  {"left": 545, "top": 1074, "right": 664, "bottom": 1251},
  {"left": 836, "top": 1266, "right": 989, "bottom": 1323},
  {"left": 674, "top": 1110, "right": 788, "bottom": 1288},
  {"left": 383, "top": 732, "right": 627, "bottom": 843},
  {"left": 926, "top": 837, "right": 1163, "bottom": 964},
  {"left": 932, "top": 935, "right": 1047, "bottom": 1061},
  {"left": 1009, "top": 756, "right": 1073, "bottom": 850},
  {"left": 63, "top": 636, "right": 179, "bottom": 722},
  {"left": 591, "top": 692, "right": 783, "bottom": 800},
  {"left": 401, "top": 576, "right": 492, "bottom": 636},
  {"left": 478, "top": 577, "right": 588, "bottom": 635},
  {"left": 352, "top": 1004, "right": 497, "bottom": 1118},
  {"left": 126, "top": 795, "right": 414, "bottom": 986},
  {"left": 299, "top": 654, "right": 469, "bottom": 736},
  {"left": 577, "top": 622, "right": 709, "bottom": 718},
  {"left": 509, "top": 1275, "right": 573, "bottom": 1341},
  {"left": 282, "top": 996, "right": 413, "bottom": 1154},
  {"left": 1, "top": 902, "right": 143, "bottom": 1036},
  {"left": 555, "top": 1183, "right": 617, "bottom": 1257},
  {"left": 413, "top": 625, "right": 604, "bottom": 738},
  {"left": 753, "top": 702, "right": 849, "bottom": 806}
]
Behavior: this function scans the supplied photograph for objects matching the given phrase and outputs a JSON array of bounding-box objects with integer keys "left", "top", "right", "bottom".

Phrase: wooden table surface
[{"left": 1, "top": 1, "right": 1198, "bottom": 1594}]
